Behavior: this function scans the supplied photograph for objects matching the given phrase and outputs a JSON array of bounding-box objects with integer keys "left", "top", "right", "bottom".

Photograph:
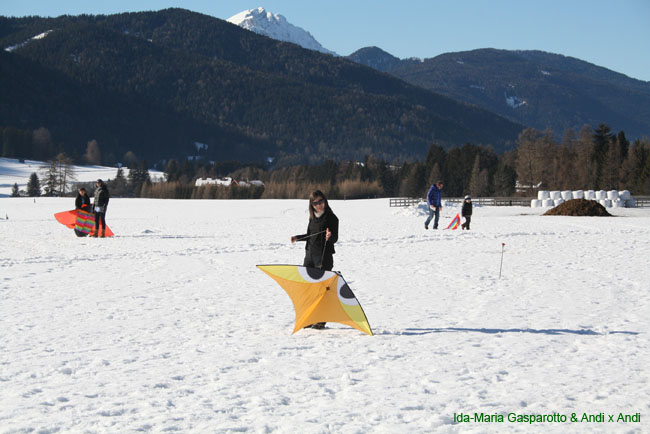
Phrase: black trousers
[
  {"left": 94, "top": 212, "right": 106, "bottom": 230},
  {"left": 303, "top": 250, "right": 333, "bottom": 271},
  {"left": 462, "top": 215, "right": 471, "bottom": 229}
]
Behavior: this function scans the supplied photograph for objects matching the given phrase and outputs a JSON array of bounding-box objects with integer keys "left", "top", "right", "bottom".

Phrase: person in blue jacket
[{"left": 425, "top": 180, "right": 443, "bottom": 230}]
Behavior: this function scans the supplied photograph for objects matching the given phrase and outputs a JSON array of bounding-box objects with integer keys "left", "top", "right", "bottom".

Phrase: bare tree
[
  {"left": 573, "top": 125, "right": 596, "bottom": 189},
  {"left": 40, "top": 153, "right": 76, "bottom": 196},
  {"left": 56, "top": 153, "right": 76, "bottom": 195},
  {"left": 469, "top": 154, "right": 489, "bottom": 197},
  {"left": 32, "top": 127, "right": 54, "bottom": 160},
  {"left": 515, "top": 128, "right": 543, "bottom": 193},
  {"left": 84, "top": 139, "right": 101, "bottom": 165},
  {"left": 515, "top": 128, "right": 559, "bottom": 192}
]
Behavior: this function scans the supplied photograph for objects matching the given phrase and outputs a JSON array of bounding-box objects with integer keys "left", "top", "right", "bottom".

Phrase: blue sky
[{"left": 2, "top": 0, "right": 649, "bottom": 81}]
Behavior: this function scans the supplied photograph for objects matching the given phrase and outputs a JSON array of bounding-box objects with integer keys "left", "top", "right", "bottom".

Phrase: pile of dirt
[{"left": 543, "top": 199, "right": 612, "bottom": 216}]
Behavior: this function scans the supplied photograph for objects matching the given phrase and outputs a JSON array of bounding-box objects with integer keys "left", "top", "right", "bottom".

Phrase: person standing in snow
[
  {"left": 91, "top": 179, "right": 110, "bottom": 238},
  {"left": 461, "top": 195, "right": 473, "bottom": 230},
  {"left": 424, "top": 181, "right": 443, "bottom": 230},
  {"left": 290, "top": 190, "right": 339, "bottom": 329},
  {"left": 75, "top": 187, "right": 91, "bottom": 212}
]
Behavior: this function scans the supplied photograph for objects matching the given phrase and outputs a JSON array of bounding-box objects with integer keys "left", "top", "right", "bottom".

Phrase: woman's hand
[
  {"left": 290, "top": 236, "right": 296, "bottom": 243},
  {"left": 325, "top": 228, "right": 331, "bottom": 241}
]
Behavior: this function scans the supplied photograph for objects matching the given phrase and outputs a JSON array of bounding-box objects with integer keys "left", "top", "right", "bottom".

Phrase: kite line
[
  {"left": 292, "top": 230, "right": 330, "bottom": 270},
  {"left": 293, "top": 230, "right": 327, "bottom": 241}
]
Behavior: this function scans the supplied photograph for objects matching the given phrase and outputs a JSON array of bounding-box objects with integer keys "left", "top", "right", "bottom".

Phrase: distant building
[
  {"left": 515, "top": 180, "right": 542, "bottom": 193},
  {"left": 194, "top": 177, "right": 264, "bottom": 188}
]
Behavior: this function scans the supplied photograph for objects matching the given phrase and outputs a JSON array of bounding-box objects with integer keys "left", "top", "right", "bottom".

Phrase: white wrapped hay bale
[
  {"left": 554, "top": 198, "right": 565, "bottom": 206},
  {"left": 561, "top": 190, "right": 572, "bottom": 200},
  {"left": 619, "top": 190, "right": 631, "bottom": 200},
  {"left": 596, "top": 190, "right": 607, "bottom": 200},
  {"left": 537, "top": 190, "right": 549, "bottom": 200},
  {"left": 607, "top": 190, "right": 619, "bottom": 200},
  {"left": 613, "top": 199, "right": 624, "bottom": 208},
  {"left": 550, "top": 191, "right": 562, "bottom": 200},
  {"left": 572, "top": 190, "right": 584, "bottom": 199},
  {"left": 585, "top": 190, "right": 596, "bottom": 200},
  {"left": 530, "top": 199, "right": 541, "bottom": 208},
  {"left": 626, "top": 198, "right": 636, "bottom": 208},
  {"left": 599, "top": 199, "right": 612, "bottom": 208},
  {"left": 542, "top": 199, "right": 555, "bottom": 207}
]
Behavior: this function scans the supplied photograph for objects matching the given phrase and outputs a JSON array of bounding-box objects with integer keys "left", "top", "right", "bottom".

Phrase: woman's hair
[{"left": 308, "top": 190, "right": 330, "bottom": 220}]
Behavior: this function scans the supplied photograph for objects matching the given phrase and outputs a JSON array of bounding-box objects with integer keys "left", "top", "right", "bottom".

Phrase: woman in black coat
[
  {"left": 290, "top": 190, "right": 339, "bottom": 329},
  {"left": 291, "top": 190, "right": 339, "bottom": 271}
]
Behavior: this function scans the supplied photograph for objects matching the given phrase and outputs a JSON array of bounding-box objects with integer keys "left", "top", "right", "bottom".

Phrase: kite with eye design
[{"left": 257, "top": 265, "right": 373, "bottom": 335}]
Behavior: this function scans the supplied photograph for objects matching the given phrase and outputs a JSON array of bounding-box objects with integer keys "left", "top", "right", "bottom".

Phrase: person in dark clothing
[
  {"left": 92, "top": 179, "right": 110, "bottom": 238},
  {"left": 75, "top": 188, "right": 91, "bottom": 211},
  {"left": 425, "top": 181, "right": 443, "bottom": 229},
  {"left": 461, "top": 195, "right": 473, "bottom": 230},
  {"left": 291, "top": 190, "right": 339, "bottom": 329}
]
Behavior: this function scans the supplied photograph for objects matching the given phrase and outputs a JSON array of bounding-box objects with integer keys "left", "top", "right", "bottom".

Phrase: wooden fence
[{"left": 390, "top": 196, "right": 650, "bottom": 207}]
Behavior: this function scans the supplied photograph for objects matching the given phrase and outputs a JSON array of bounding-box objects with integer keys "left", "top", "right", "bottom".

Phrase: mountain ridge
[
  {"left": 0, "top": 9, "right": 522, "bottom": 165},
  {"left": 347, "top": 46, "right": 650, "bottom": 139}
]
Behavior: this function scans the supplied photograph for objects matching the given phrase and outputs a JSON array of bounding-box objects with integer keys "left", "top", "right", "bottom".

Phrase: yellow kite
[{"left": 257, "top": 265, "right": 373, "bottom": 335}]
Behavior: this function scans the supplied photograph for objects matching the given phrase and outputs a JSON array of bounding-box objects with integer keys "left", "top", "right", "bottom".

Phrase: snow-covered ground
[
  {"left": 0, "top": 157, "right": 163, "bottom": 198},
  {"left": 1, "top": 198, "right": 648, "bottom": 433}
]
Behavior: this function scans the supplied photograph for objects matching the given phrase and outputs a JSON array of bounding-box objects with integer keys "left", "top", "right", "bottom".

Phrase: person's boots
[
  {"left": 91, "top": 229, "right": 98, "bottom": 237},
  {"left": 100, "top": 228, "right": 105, "bottom": 238}
]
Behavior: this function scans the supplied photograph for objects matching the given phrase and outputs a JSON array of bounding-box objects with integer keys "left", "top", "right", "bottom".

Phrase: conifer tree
[
  {"left": 592, "top": 124, "right": 614, "bottom": 188},
  {"left": 110, "top": 167, "right": 128, "bottom": 197},
  {"left": 492, "top": 161, "right": 516, "bottom": 196},
  {"left": 11, "top": 183, "right": 20, "bottom": 197},
  {"left": 41, "top": 160, "right": 59, "bottom": 196},
  {"left": 26, "top": 172, "right": 41, "bottom": 197}
]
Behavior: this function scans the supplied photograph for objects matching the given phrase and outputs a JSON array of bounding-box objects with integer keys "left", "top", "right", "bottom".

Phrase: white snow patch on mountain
[
  {"left": 5, "top": 30, "right": 53, "bottom": 52},
  {"left": 505, "top": 93, "right": 527, "bottom": 109},
  {"left": 227, "top": 7, "right": 336, "bottom": 55}
]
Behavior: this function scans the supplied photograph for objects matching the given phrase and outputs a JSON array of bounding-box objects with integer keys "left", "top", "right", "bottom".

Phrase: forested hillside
[
  {"left": 348, "top": 47, "right": 650, "bottom": 140},
  {"left": 0, "top": 10, "right": 522, "bottom": 166}
]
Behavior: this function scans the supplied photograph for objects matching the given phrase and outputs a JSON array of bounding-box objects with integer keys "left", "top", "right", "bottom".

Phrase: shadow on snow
[{"left": 396, "top": 327, "right": 639, "bottom": 336}]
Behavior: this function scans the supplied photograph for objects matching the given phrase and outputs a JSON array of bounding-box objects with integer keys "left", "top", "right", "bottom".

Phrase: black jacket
[
  {"left": 462, "top": 201, "right": 473, "bottom": 216},
  {"left": 75, "top": 194, "right": 91, "bottom": 211},
  {"left": 294, "top": 208, "right": 339, "bottom": 256}
]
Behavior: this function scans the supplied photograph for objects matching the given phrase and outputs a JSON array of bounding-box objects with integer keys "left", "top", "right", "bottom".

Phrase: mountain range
[
  {"left": 0, "top": 9, "right": 522, "bottom": 166},
  {"left": 227, "top": 7, "right": 650, "bottom": 140},
  {"left": 347, "top": 47, "right": 650, "bottom": 140}
]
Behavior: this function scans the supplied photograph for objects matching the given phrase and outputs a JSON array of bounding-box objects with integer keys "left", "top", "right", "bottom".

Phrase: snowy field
[
  {"left": 0, "top": 157, "right": 163, "bottom": 197},
  {"left": 0, "top": 197, "right": 648, "bottom": 433}
]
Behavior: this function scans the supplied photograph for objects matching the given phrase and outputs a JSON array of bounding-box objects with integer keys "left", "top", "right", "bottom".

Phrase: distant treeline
[
  {"left": 7, "top": 123, "right": 650, "bottom": 200},
  {"left": 147, "top": 123, "right": 650, "bottom": 199}
]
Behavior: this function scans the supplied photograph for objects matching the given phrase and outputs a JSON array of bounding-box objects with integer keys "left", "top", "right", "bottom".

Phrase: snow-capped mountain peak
[{"left": 227, "top": 7, "right": 336, "bottom": 56}]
